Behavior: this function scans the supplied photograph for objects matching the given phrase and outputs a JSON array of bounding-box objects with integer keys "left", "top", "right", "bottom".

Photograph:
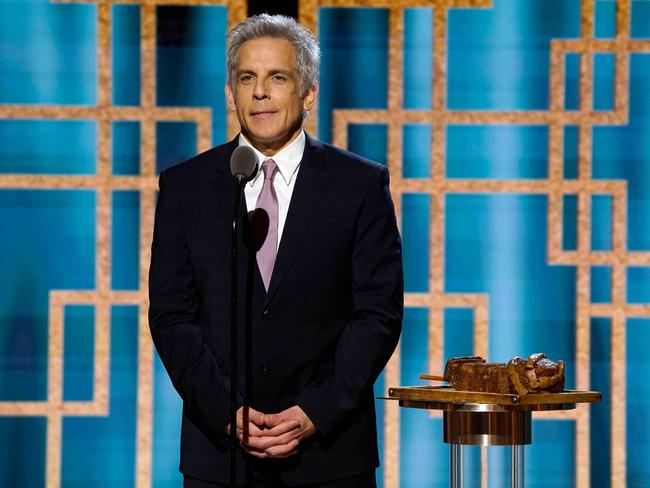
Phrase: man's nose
[{"left": 253, "top": 79, "right": 268, "bottom": 100}]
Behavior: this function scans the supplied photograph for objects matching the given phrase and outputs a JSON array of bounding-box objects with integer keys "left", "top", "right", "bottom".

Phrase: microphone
[{"left": 230, "top": 145, "right": 258, "bottom": 184}]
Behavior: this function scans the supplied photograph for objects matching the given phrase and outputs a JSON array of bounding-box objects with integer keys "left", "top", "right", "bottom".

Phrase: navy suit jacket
[{"left": 148, "top": 134, "right": 403, "bottom": 485}]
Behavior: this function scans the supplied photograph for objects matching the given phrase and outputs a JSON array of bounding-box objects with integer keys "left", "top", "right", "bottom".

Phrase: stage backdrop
[{"left": 1, "top": 0, "right": 649, "bottom": 486}]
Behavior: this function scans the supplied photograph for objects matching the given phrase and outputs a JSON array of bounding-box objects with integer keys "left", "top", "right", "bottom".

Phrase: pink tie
[{"left": 255, "top": 159, "right": 279, "bottom": 290}]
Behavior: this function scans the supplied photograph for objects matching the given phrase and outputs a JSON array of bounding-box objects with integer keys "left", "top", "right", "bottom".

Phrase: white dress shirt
[{"left": 239, "top": 130, "right": 305, "bottom": 250}]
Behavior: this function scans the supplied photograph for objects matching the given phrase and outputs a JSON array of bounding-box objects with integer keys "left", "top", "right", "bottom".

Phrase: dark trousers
[{"left": 183, "top": 471, "right": 376, "bottom": 488}]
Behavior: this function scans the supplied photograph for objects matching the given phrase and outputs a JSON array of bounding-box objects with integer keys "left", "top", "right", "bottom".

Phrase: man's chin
[{"left": 243, "top": 130, "right": 296, "bottom": 151}]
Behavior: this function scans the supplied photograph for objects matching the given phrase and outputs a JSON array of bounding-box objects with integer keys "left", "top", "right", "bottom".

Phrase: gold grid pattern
[
  {"left": 0, "top": 0, "right": 649, "bottom": 487},
  {"left": 0, "top": 1, "right": 246, "bottom": 487},
  {"left": 298, "top": 1, "right": 650, "bottom": 487}
]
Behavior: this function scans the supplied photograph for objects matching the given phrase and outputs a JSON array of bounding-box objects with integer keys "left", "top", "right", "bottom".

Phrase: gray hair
[{"left": 227, "top": 14, "right": 320, "bottom": 97}]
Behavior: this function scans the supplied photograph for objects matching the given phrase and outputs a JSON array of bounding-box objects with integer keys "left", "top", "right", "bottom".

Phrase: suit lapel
[{"left": 265, "top": 134, "right": 327, "bottom": 305}]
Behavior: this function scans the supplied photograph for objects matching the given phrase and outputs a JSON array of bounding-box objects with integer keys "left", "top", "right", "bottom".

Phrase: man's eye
[
  {"left": 239, "top": 75, "right": 253, "bottom": 83},
  {"left": 272, "top": 75, "right": 287, "bottom": 82}
]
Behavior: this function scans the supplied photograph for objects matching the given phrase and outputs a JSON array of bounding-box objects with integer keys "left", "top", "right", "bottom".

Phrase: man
[{"left": 149, "top": 14, "right": 403, "bottom": 487}]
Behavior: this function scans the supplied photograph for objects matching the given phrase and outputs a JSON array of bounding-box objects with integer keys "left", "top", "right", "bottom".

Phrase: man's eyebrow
[
  {"left": 237, "top": 68, "right": 293, "bottom": 75},
  {"left": 268, "top": 69, "right": 292, "bottom": 76}
]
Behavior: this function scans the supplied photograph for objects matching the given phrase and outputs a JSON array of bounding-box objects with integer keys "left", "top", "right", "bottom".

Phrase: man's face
[{"left": 226, "top": 37, "right": 318, "bottom": 156}]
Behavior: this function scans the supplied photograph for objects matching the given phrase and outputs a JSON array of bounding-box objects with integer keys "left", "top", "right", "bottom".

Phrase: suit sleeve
[
  {"left": 148, "top": 169, "right": 236, "bottom": 438},
  {"left": 292, "top": 165, "right": 404, "bottom": 437}
]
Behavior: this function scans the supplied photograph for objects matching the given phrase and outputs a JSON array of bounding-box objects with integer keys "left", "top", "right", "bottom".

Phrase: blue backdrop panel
[{"left": 1, "top": 0, "right": 649, "bottom": 486}]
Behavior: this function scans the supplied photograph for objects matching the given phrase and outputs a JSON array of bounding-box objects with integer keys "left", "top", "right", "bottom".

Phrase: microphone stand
[{"left": 230, "top": 175, "right": 246, "bottom": 488}]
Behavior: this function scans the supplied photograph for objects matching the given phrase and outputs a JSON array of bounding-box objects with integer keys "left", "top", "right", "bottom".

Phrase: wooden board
[{"left": 387, "top": 385, "right": 602, "bottom": 406}]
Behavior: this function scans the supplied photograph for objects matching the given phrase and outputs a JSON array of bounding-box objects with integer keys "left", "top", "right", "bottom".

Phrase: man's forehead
[{"left": 236, "top": 37, "right": 297, "bottom": 64}]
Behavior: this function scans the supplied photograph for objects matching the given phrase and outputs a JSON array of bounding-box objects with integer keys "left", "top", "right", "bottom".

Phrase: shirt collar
[{"left": 238, "top": 131, "right": 305, "bottom": 187}]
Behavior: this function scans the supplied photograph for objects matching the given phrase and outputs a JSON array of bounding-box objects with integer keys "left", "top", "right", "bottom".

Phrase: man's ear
[
  {"left": 302, "top": 83, "right": 319, "bottom": 113},
  {"left": 225, "top": 83, "right": 236, "bottom": 112}
]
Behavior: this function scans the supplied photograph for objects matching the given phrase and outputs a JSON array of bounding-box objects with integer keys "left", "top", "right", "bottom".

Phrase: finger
[
  {"left": 244, "top": 407, "right": 267, "bottom": 426},
  {"left": 265, "top": 449, "right": 298, "bottom": 459},
  {"left": 258, "top": 420, "right": 300, "bottom": 437},
  {"left": 264, "top": 438, "right": 299, "bottom": 457},
  {"left": 245, "top": 422, "right": 269, "bottom": 437},
  {"left": 240, "top": 444, "right": 268, "bottom": 459},
  {"left": 238, "top": 422, "right": 267, "bottom": 442},
  {"left": 263, "top": 413, "right": 282, "bottom": 428},
  {"left": 264, "top": 439, "right": 299, "bottom": 458},
  {"left": 244, "top": 427, "right": 300, "bottom": 450}
]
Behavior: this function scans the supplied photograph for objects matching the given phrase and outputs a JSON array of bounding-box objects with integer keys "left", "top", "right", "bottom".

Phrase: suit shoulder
[
  {"left": 318, "top": 142, "right": 389, "bottom": 189},
  {"left": 319, "top": 141, "right": 388, "bottom": 178},
  {"left": 162, "top": 142, "right": 229, "bottom": 178},
  {"left": 159, "top": 141, "right": 234, "bottom": 189}
]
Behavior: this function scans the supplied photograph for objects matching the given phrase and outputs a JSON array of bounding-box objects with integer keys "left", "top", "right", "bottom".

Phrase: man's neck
[{"left": 242, "top": 127, "right": 304, "bottom": 157}]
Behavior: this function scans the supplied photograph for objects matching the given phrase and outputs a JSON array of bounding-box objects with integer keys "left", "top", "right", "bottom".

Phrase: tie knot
[{"left": 261, "top": 159, "right": 278, "bottom": 180}]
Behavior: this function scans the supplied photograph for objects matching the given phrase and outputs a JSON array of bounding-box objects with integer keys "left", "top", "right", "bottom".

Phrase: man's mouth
[{"left": 251, "top": 110, "right": 277, "bottom": 119}]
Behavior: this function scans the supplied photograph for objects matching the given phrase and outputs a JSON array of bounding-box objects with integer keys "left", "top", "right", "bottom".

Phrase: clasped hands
[{"left": 226, "top": 405, "right": 316, "bottom": 459}]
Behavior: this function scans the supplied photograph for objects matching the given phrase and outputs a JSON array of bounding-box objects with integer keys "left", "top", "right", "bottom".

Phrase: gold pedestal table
[{"left": 386, "top": 386, "right": 601, "bottom": 488}]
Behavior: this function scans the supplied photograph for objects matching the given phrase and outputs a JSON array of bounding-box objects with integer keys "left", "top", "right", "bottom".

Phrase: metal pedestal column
[
  {"left": 450, "top": 444, "right": 463, "bottom": 488},
  {"left": 444, "top": 407, "right": 531, "bottom": 488},
  {"left": 512, "top": 445, "right": 524, "bottom": 488}
]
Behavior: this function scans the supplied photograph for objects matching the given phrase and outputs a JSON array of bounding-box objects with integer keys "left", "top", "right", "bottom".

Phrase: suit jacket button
[
  {"left": 263, "top": 310, "right": 272, "bottom": 320},
  {"left": 260, "top": 362, "right": 269, "bottom": 374}
]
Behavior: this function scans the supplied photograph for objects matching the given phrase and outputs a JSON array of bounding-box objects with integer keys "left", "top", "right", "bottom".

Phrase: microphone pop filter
[{"left": 230, "top": 145, "right": 258, "bottom": 182}]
